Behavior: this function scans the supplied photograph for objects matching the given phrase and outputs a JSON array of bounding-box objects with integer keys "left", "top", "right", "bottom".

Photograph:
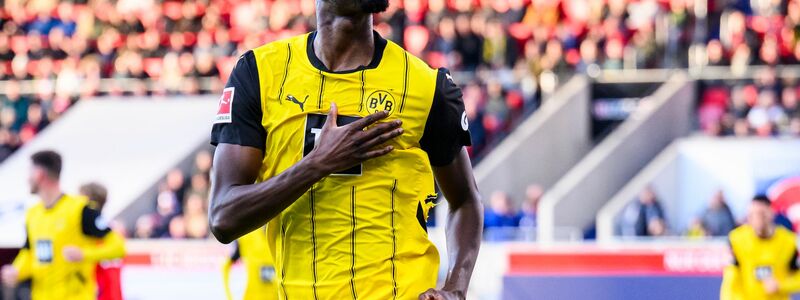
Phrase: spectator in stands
[
  {"left": 647, "top": 218, "right": 668, "bottom": 236},
  {"left": 747, "top": 90, "right": 786, "bottom": 136},
  {"left": 0, "top": 129, "right": 17, "bottom": 161},
  {"left": 700, "top": 190, "right": 737, "bottom": 236},
  {"left": 184, "top": 193, "right": 208, "bottom": 239},
  {"left": 152, "top": 190, "right": 179, "bottom": 238},
  {"left": 620, "top": 186, "right": 667, "bottom": 237},
  {"left": 194, "top": 150, "right": 212, "bottom": 177},
  {"left": 484, "top": 191, "right": 521, "bottom": 229},
  {"left": 168, "top": 216, "right": 187, "bottom": 239},
  {"left": 484, "top": 191, "right": 521, "bottom": 241},
  {"left": 520, "top": 184, "right": 543, "bottom": 227},
  {"left": 686, "top": 218, "right": 708, "bottom": 238},
  {"left": 706, "top": 40, "right": 729, "bottom": 66},
  {"left": 454, "top": 14, "right": 482, "bottom": 71},
  {"left": 576, "top": 39, "right": 600, "bottom": 74},
  {"left": 134, "top": 214, "right": 155, "bottom": 239},
  {"left": 602, "top": 38, "right": 625, "bottom": 70},
  {"left": 165, "top": 168, "right": 187, "bottom": 207},
  {"left": 1, "top": 81, "right": 29, "bottom": 130}
]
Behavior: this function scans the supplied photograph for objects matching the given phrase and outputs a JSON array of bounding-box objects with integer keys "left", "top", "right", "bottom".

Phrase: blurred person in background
[
  {"left": 748, "top": 90, "right": 785, "bottom": 136},
  {"left": 686, "top": 218, "right": 708, "bottom": 238},
  {"left": 168, "top": 216, "right": 187, "bottom": 239},
  {"left": 152, "top": 189, "right": 179, "bottom": 238},
  {"left": 0, "top": 150, "right": 125, "bottom": 300},
  {"left": 721, "top": 195, "right": 800, "bottom": 300},
  {"left": 79, "top": 182, "right": 125, "bottom": 300},
  {"left": 166, "top": 168, "right": 187, "bottom": 205},
  {"left": 222, "top": 227, "right": 277, "bottom": 300},
  {"left": 519, "top": 184, "right": 543, "bottom": 227},
  {"left": 184, "top": 193, "right": 209, "bottom": 239},
  {"left": 701, "top": 189, "right": 737, "bottom": 237},
  {"left": 484, "top": 191, "right": 521, "bottom": 241},
  {"left": 134, "top": 214, "right": 155, "bottom": 239},
  {"left": 619, "top": 186, "right": 667, "bottom": 237}
]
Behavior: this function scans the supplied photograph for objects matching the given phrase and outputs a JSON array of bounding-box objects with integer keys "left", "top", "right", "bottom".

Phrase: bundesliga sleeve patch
[{"left": 215, "top": 87, "right": 235, "bottom": 124}]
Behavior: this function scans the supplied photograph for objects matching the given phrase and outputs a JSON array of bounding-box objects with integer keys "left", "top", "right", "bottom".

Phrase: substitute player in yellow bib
[
  {"left": 207, "top": 1, "right": 483, "bottom": 299},
  {"left": 0, "top": 150, "right": 125, "bottom": 300},
  {"left": 721, "top": 195, "right": 800, "bottom": 300},
  {"left": 223, "top": 227, "right": 277, "bottom": 300}
]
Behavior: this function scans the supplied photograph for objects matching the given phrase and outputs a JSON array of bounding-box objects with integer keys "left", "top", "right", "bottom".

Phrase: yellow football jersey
[
  {"left": 13, "top": 194, "right": 124, "bottom": 300},
  {"left": 211, "top": 31, "right": 471, "bottom": 300},
  {"left": 224, "top": 228, "right": 278, "bottom": 300},
  {"left": 722, "top": 225, "right": 800, "bottom": 300}
]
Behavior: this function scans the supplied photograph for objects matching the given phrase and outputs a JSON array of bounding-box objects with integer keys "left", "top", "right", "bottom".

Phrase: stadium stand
[
  {"left": 0, "top": 98, "right": 214, "bottom": 246},
  {"left": 3, "top": 0, "right": 800, "bottom": 298}
]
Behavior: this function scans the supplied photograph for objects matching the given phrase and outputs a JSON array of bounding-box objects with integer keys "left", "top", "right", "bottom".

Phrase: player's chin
[{"left": 360, "top": 0, "right": 389, "bottom": 13}]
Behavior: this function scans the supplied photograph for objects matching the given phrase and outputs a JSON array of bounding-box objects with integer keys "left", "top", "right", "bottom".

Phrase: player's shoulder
[
  {"left": 385, "top": 39, "right": 438, "bottom": 78},
  {"left": 251, "top": 33, "right": 309, "bottom": 59},
  {"left": 774, "top": 226, "right": 796, "bottom": 243},
  {"left": 728, "top": 225, "right": 751, "bottom": 243},
  {"left": 27, "top": 201, "right": 45, "bottom": 216},
  {"left": 63, "top": 194, "right": 90, "bottom": 211}
]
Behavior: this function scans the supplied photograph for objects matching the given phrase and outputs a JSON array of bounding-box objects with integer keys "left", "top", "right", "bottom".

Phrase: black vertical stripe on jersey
[
  {"left": 310, "top": 187, "right": 319, "bottom": 300},
  {"left": 415, "top": 202, "right": 428, "bottom": 233},
  {"left": 399, "top": 53, "right": 409, "bottom": 113},
  {"left": 349, "top": 186, "right": 358, "bottom": 300},
  {"left": 318, "top": 71, "right": 326, "bottom": 109},
  {"left": 277, "top": 43, "right": 292, "bottom": 105},
  {"left": 280, "top": 221, "right": 289, "bottom": 300},
  {"left": 358, "top": 70, "right": 366, "bottom": 112},
  {"left": 389, "top": 179, "right": 398, "bottom": 299}
]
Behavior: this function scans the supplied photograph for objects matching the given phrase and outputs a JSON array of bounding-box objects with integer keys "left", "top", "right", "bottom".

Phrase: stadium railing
[
  {"left": 474, "top": 76, "right": 591, "bottom": 204},
  {"left": 538, "top": 73, "right": 694, "bottom": 243}
]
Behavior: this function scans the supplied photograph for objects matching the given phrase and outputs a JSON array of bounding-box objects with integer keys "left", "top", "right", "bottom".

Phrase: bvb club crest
[{"left": 364, "top": 90, "right": 396, "bottom": 116}]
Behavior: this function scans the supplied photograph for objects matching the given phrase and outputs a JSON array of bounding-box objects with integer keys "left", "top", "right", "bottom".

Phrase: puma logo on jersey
[{"left": 286, "top": 94, "right": 308, "bottom": 111}]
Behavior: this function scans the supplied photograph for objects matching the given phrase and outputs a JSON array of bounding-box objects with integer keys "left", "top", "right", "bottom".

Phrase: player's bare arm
[
  {"left": 209, "top": 105, "right": 403, "bottom": 244},
  {"left": 419, "top": 148, "right": 483, "bottom": 300}
]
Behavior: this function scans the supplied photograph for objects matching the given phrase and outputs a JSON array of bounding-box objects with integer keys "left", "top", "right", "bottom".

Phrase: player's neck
[
  {"left": 314, "top": 12, "right": 374, "bottom": 72},
  {"left": 756, "top": 226, "right": 775, "bottom": 239},
  {"left": 39, "top": 184, "right": 63, "bottom": 208}
]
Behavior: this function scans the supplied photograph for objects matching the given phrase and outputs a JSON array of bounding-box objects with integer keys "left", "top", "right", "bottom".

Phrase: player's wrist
[
  {"left": 440, "top": 284, "right": 466, "bottom": 299},
  {"left": 299, "top": 154, "right": 330, "bottom": 180}
]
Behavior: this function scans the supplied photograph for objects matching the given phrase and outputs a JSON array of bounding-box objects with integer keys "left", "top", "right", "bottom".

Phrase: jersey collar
[{"left": 306, "top": 30, "right": 387, "bottom": 74}]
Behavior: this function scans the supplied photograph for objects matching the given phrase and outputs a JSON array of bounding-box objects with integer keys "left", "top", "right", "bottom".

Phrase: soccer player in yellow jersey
[
  {"left": 0, "top": 150, "right": 125, "bottom": 300},
  {"left": 721, "top": 195, "right": 800, "bottom": 300},
  {"left": 223, "top": 227, "right": 277, "bottom": 300},
  {"left": 207, "top": 1, "right": 483, "bottom": 299}
]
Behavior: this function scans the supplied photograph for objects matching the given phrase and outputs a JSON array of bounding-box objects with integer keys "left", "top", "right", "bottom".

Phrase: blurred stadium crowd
[
  {"left": 2, "top": 0, "right": 800, "bottom": 239},
  {"left": 481, "top": 184, "right": 781, "bottom": 241},
  {"left": 130, "top": 150, "right": 213, "bottom": 239}
]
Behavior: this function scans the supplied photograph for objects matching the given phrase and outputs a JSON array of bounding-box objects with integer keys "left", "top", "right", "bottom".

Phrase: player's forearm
[
  {"left": 442, "top": 196, "right": 483, "bottom": 296},
  {"left": 11, "top": 249, "right": 32, "bottom": 281},
  {"left": 209, "top": 158, "right": 325, "bottom": 244},
  {"left": 83, "top": 232, "right": 126, "bottom": 261}
]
